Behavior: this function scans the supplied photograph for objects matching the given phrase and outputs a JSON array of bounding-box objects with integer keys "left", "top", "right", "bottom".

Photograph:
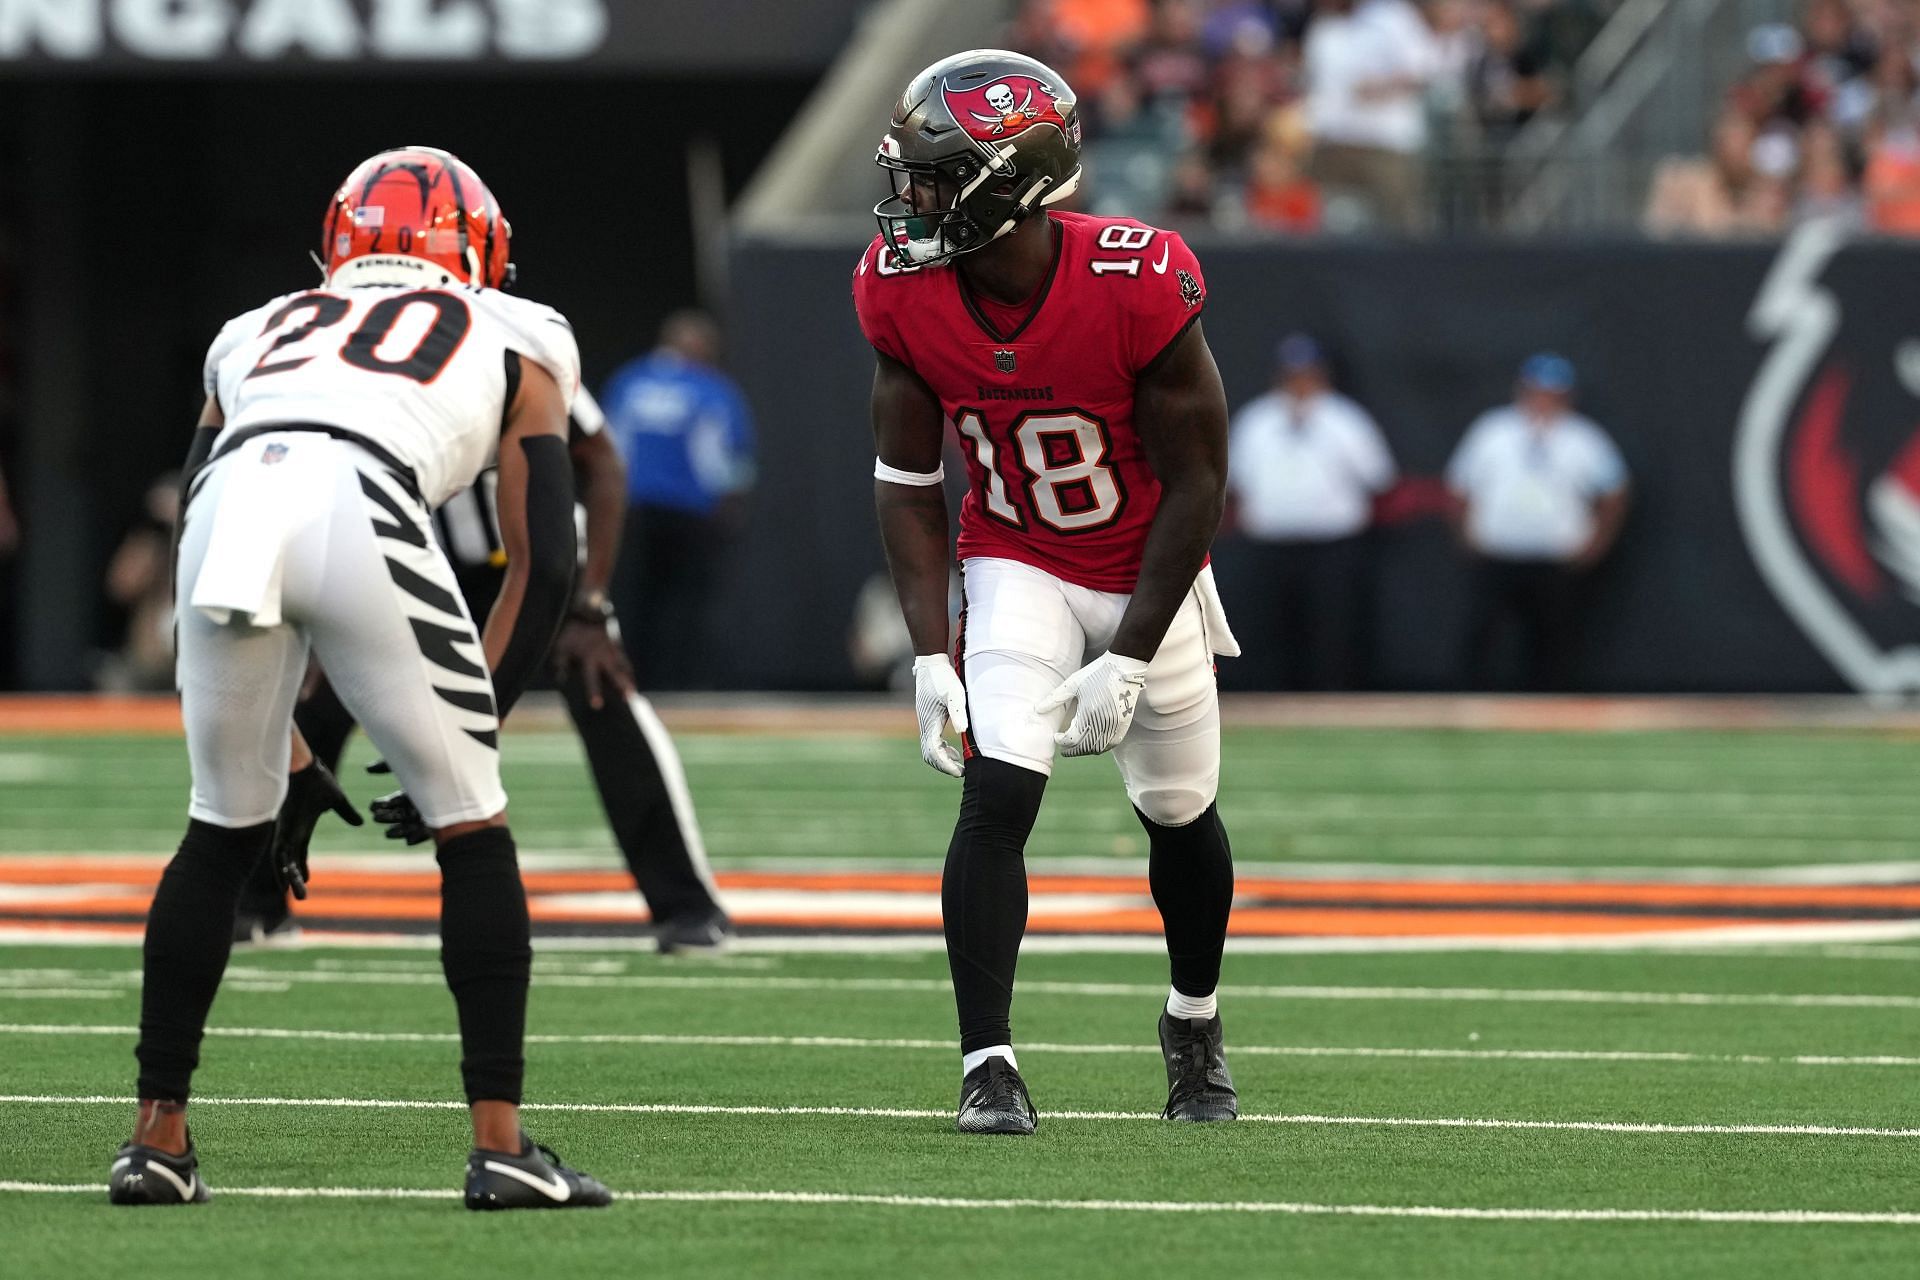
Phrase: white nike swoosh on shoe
[
  {"left": 1152, "top": 243, "right": 1170, "bottom": 274},
  {"left": 110, "top": 1157, "right": 131, "bottom": 1174},
  {"left": 143, "top": 1159, "right": 196, "bottom": 1201},
  {"left": 482, "top": 1159, "right": 572, "bottom": 1202}
]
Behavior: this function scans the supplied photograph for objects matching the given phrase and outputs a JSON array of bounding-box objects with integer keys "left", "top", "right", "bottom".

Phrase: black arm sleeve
[
  {"left": 172, "top": 424, "right": 222, "bottom": 588},
  {"left": 489, "top": 433, "right": 577, "bottom": 718},
  {"left": 182, "top": 425, "right": 219, "bottom": 486}
]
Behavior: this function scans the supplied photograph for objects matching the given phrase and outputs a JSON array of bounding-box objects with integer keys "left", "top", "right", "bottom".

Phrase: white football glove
[
  {"left": 912, "top": 653, "right": 971, "bottom": 778},
  {"left": 1037, "top": 651, "right": 1150, "bottom": 757}
]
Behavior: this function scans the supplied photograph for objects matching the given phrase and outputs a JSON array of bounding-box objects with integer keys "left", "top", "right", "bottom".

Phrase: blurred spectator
[
  {"left": 1643, "top": 110, "right": 1790, "bottom": 237},
  {"left": 1244, "top": 106, "right": 1324, "bottom": 230},
  {"left": 1729, "top": 24, "right": 1823, "bottom": 132},
  {"left": 1467, "top": 0, "right": 1552, "bottom": 143},
  {"left": 1650, "top": 3, "right": 1920, "bottom": 240},
  {"left": 601, "top": 310, "right": 756, "bottom": 690},
  {"left": 1009, "top": 0, "right": 1604, "bottom": 235},
  {"left": 97, "top": 473, "right": 178, "bottom": 693},
  {"left": 1446, "top": 354, "right": 1628, "bottom": 691},
  {"left": 1797, "top": 120, "right": 1866, "bottom": 225},
  {"left": 1304, "top": 0, "right": 1439, "bottom": 232},
  {"left": 1226, "top": 334, "right": 1397, "bottom": 689}
]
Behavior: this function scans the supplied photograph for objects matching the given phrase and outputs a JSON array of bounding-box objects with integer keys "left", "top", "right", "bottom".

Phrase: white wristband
[{"left": 875, "top": 458, "right": 945, "bottom": 486}]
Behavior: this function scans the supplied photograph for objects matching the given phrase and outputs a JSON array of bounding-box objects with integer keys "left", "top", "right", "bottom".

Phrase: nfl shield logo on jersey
[
  {"left": 994, "top": 349, "right": 1017, "bottom": 373},
  {"left": 261, "top": 443, "right": 289, "bottom": 465}
]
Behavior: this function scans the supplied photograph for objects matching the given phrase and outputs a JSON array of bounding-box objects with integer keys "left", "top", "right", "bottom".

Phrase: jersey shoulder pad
[
  {"left": 474, "top": 290, "right": 581, "bottom": 410},
  {"left": 1071, "top": 219, "right": 1205, "bottom": 371},
  {"left": 202, "top": 291, "right": 306, "bottom": 397}
]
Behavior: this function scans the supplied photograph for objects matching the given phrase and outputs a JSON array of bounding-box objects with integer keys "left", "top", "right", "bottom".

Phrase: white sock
[
  {"left": 962, "top": 1045, "right": 1017, "bottom": 1077},
  {"left": 1166, "top": 987, "right": 1217, "bottom": 1022}
]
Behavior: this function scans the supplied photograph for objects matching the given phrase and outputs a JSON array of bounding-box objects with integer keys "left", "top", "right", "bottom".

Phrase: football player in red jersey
[{"left": 853, "top": 51, "right": 1243, "bottom": 1134}]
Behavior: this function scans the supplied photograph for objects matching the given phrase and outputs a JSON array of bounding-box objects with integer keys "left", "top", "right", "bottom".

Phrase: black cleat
[
  {"left": 955, "top": 1057, "right": 1038, "bottom": 1135},
  {"left": 465, "top": 1135, "right": 614, "bottom": 1211},
  {"left": 108, "top": 1140, "right": 212, "bottom": 1205},
  {"left": 1159, "top": 1011, "right": 1238, "bottom": 1122},
  {"left": 656, "top": 910, "right": 733, "bottom": 956}
]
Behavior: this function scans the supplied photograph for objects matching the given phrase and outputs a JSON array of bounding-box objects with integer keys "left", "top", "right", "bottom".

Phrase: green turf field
[
  {"left": 3, "top": 721, "right": 1920, "bottom": 1276},
  {"left": 6, "top": 723, "right": 1920, "bottom": 867}
]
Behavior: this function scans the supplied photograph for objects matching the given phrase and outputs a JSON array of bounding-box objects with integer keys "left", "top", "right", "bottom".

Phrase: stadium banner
[
  {"left": 0, "top": 0, "right": 860, "bottom": 72},
  {"left": 722, "top": 227, "right": 1920, "bottom": 694}
]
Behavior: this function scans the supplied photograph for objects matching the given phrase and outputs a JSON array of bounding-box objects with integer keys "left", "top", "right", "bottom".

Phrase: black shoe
[
  {"left": 465, "top": 1135, "right": 614, "bottom": 1211},
  {"left": 232, "top": 899, "right": 297, "bottom": 946},
  {"left": 1159, "top": 1011, "right": 1238, "bottom": 1122},
  {"left": 108, "top": 1140, "right": 212, "bottom": 1205},
  {"left": 656, "top": 910, "right": 732, "bottom": 956},
  {"left": 955, "top": 1057, "right": 1038, "bottom": 1135}
]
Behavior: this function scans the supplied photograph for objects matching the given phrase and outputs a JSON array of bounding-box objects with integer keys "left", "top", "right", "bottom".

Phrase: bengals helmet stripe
[{"left": 321, "top": 145, "right": 513, "bottom": 290}]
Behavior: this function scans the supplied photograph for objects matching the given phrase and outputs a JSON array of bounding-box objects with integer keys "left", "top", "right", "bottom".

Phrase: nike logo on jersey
[
  {"left": 484, "top": 1159, "right": 573, "bottom": 1202},
  {"left": 1152, "top": 243, "right": 1171, "bottom": 274}
]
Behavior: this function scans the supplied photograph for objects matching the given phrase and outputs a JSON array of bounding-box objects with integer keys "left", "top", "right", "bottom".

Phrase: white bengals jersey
[{"left": 203, "top": 284, "right": 580, "bottom": 509}]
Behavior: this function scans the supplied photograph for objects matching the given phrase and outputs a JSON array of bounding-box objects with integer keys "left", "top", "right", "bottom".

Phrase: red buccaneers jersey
[{"left": 853, "top": 211, "right": 1207, "bottom": 593}]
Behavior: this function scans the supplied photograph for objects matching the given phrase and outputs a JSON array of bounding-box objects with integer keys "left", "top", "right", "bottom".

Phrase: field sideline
[{"left": 2, "top": 696, "right": 1918, "bottom": 1276}]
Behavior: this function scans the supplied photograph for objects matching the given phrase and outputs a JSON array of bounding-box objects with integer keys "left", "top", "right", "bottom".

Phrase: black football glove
[
  {"left": 270, "top": 760, "right": 364, "bottom": 900},
  {"left": 370, "top": 788, "right": 431, "bottom": 846}
]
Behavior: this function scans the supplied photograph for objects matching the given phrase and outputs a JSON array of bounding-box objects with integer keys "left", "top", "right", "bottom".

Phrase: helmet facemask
[{"left": 874, "top": 142, "right": 1073, "bottom": 269}]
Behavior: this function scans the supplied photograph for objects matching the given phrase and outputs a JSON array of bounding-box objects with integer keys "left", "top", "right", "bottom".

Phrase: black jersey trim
[
  {"left": 955, "top": 215, "right": 1064, "bottom": 344},
  {"left": 1138, "top": 308, "right": 1203, "bottom": 381},
  {"left": 501, "top": 349, "right": 523, "bottom": 437}
]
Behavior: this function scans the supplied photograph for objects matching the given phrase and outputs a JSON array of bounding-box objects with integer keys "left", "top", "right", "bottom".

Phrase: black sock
[
  {"left": 1141, "top": 803, "right": 1234, "bottom": 1000},
  {"left": 136, "top": 819, "right": 274, "bottom": 1101},
  {"left": 437, "top": 826, "right": 532, "bottom": 1105},
  {"left": 943, "top": 757, "right": 1047, "bottom": 1055}
]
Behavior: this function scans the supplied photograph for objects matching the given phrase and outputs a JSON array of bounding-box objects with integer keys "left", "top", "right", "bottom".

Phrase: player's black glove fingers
[
  {"left": 370, "top": 790, "right": 431, "bottom": 846},
  {"left": 271, "top": 761, "right": 365, "bottom": 901}
]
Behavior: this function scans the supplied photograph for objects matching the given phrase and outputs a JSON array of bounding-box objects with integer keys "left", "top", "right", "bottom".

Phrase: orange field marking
[
  {"left": 0, "top": 860, "right": 1914, "bottom": 938},
  {"left": 0, "top": 697, "right": 184, "bottom": 735}
]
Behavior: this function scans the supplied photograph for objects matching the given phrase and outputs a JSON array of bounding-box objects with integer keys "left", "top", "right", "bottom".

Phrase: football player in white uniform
[
  {"left": 109, "top": 147, "right": 611, "bottom": 1210},
  {"left": 236, "top": 383, "right": 730, "bottom": 953}
]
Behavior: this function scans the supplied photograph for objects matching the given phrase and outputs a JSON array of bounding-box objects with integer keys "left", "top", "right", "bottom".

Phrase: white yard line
[
  {"left": 5, "top": 965, "right": 1920, "bottom": 1009},
  {"left": 3, "top": 1022, "right": 1919, "bottom": 1067},
  {"left": 1, "top": 1178, "right": 1915, "bottom": 1224},
  {"left": 1, "top": 1094, "right": 1914, "bottom": 1138}
]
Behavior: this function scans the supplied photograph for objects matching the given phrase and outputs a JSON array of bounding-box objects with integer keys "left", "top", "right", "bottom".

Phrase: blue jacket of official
[{"left": 600, "top": 350, "right": 757, "bottom": 517}]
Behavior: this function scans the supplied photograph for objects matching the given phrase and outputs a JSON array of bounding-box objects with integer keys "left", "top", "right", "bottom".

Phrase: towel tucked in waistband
[
  {"left": 1195, "top": 563, "right": 1241, "bottom": 659},
  {"left": 187, "top": 433, "right": 335, "bottom": 628}
]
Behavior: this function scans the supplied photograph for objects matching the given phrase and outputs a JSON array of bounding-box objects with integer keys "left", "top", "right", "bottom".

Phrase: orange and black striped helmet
[{"left": 320, "top": 146, "right": 513, "bottom": 290}]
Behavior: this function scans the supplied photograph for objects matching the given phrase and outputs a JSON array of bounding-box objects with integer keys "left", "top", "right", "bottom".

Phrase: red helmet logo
[
  {"left": 943, "top": 75, "right": 1067, "bottom": 143},
  {"left": 322, "top": 146, "right": 511, "bottom": 289}
]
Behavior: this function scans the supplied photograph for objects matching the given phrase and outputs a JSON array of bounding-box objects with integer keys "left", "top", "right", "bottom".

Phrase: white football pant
[
  {"left": 957, "top": 557, "right": 1236, "bottom": 826},
  {"left": 175, "top": 431, "right": 505, "bottom": 829}
]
